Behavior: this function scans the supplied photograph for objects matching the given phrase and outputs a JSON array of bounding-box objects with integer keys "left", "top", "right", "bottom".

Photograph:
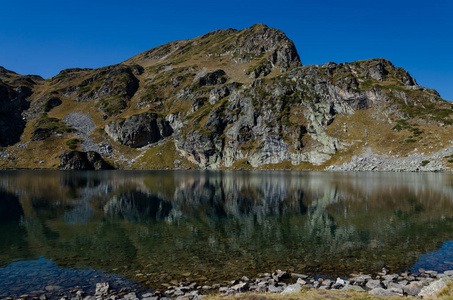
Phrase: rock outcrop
[
  {"left": 0, "top": 68, "right": 42, "bottom": 146},
  {"left": 58, "top": 150, "right": 113, "bottom": 170},
  {"left": 105, "top": 112, "right": 172, "bottom": 148}
]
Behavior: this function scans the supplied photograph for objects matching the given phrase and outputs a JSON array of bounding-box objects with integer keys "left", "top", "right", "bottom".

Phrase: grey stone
[
  {"left": 402, "top": 282, "right": 423, "bottom": 296},
  {"left": 382, "top": 274, "right": 398, "bottom": 281},
  {"left": 387, "top": 282, "right": 404, "bottom": 295},
  {"left": 341, "top": 285, "right": 366, "bottom": 292},
  {"left": 419, "top": 277, "right": 435, "bottom": 285},
  {"left": 368, "top": 62, "right": 387, "bottom": 81},
  {"left": 419, "top": 277, "right": 452, "bottom": 298},
  {"left": 209, "top": 85, "right": 231, "bottom": 105},
  {"left": 76, "top": 291, "right": 85, "bottom": 298},
  {"left": 369, "top": 287, "right": 400, "bottom": 297},
  {"left": 332, "top": 278, "right": 346, "bottom": 289},
  {"left": 281, "top": 283, "right": 302, "bottom": 294},
  {"left": 95, "top": 283, "right": 110, "bottom": 297},
  {"left": 122, "top": 293, "right": 139, "bottom": 300},
  {"left": 231, "top": 282, "right": 249, "bottom": 292},
  {"left": 172, "top": 290, "right": 185, "bottom": 297},
  {"left": 291, "top": 273, "right": 309, "bottom": 279},
  {"left": 350, "top": 275, "right": 372, "bottom": 286},
  {"left": 321, "top": 279, "right": 333, "bottom": 288},
  {"left": 381, "top": 280, "right": 391, "bottom": 288},
  {"left": 399, "top": 280, "right": 408, "bottom": 286},
  {"left": 366, "top": 279, "right": 383, "bottom": 290},
  {"left": 187, "top": 290, "right": 201, "bottom": 296},
  {"left": 187, "top": 282, "right": 198, "bottom": 290},
  {"left": 268, "top": 285, "right": 284, "bottom": 293},
  {"left": 296, "top": 278, "right": 307, "bottom": 285},
  {"left": 255, "top": 285, "right": 267, "bottom": 293},
  {"left": 63, "top": 113, "right": 95, "bottom": 135},
  {"left": 272, "top": 270, "right": 290, "bottom": 282}
]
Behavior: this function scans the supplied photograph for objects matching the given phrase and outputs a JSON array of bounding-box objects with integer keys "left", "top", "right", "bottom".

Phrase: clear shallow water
[
  {"left": 0, "top": 257, "right": 146, "bottom": 297},
  {"left": 1, "top": 170, "right": 453, "bottom": 296}
]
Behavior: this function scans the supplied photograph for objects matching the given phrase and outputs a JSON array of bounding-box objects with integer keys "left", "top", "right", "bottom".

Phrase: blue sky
[{"left": 1, "top": 0, "right": 452, "bottom": 100}]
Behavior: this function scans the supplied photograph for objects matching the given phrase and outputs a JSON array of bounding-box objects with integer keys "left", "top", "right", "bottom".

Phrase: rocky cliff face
[
  {"left": 105, "top": 112, "right": 172, "bottom": 148},
  {"left": 0, "top": 67, "right": 42, "bottom": 147},
  {"left": 0, "top": 24, "right": 452, "bottom": 171}
]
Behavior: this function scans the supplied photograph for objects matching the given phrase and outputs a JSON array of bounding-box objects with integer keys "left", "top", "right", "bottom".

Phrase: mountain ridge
[{"left": 0, "top": 24, "right": 452, "bottom": 171}]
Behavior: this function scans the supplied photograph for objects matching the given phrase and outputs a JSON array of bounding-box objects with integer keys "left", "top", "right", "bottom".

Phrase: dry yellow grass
[
  {"left": 130, "top": 139, "right": 197, "bottom": 170},
  {"left": 207, "top": 290, "right": 400, "bottom": 300},
  {"left": 206, "top": 283, "right": 453, "bottom": 300}
]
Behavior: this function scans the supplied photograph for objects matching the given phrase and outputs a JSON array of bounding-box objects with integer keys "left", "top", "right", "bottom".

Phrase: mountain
[{"left": 0, "top": 24, "right": 452, "bottom": 171}]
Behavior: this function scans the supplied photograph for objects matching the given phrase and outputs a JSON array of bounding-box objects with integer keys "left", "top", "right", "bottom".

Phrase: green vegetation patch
[
  {"left": 360, "top": 79, "right": 377, "bottom": 91},
  {"left": 44, "top": 97, "right": 63, "bottom": 112},
  {"left": 66, "top": 138, "right": 80, "bottom": 150},
  {"left": 31, "top": 113, "right": 75, "bottom": 141},
  {"left": 139, "top": 84, "right": 162, "bottom": 104},
  {"left": 420, "top": 160, "right": 430, "bottom": 166},
  {"left": 98, "top": 96, "right": 128, "bottom": 118},
  {"left": 393, "top": 120, "right": 424, "bottom": 137}
]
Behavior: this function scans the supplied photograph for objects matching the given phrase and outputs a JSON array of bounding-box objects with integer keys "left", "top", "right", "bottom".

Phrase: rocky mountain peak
[
  {"left": 0, "top": 26, "right": 451, "bottom": 171},
  {"left": 235, "top": 24, "right": 301, "bottom": 69},
  {"left": 125, "top": 24, "right": 301, "bottom": 73}
]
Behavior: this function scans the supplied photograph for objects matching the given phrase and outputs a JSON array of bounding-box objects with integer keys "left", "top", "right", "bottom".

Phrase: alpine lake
[{"left": 1, "top": 170, "right": 453, "bottom": 297}]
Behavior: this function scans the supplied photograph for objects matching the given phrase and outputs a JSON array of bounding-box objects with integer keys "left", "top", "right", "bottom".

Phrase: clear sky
[{"left": 1, "top": 0, "right": 452, "bottom": 100}]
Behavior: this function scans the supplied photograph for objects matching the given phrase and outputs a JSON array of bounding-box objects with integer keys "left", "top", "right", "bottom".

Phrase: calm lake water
[{"left": 1, "top": 170, "right": 453, "bottom": 297}]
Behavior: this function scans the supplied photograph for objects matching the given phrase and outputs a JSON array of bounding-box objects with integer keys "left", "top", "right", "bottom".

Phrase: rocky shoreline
[
  {"left": 327, "top": 146, "right": 453, "bottom": 172},
  {"left": 9, "top": 268, "right": 453, "bottom": 300}
]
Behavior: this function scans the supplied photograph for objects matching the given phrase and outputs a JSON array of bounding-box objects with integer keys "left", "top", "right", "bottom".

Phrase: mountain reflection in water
[{"left": 1, "top": 170, "right": 453, "bottom": 290}]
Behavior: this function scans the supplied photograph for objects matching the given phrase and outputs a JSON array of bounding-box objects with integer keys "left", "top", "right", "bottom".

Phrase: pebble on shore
[{"left": 15, "top": 268, "right": 453, "bottom": 300}]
